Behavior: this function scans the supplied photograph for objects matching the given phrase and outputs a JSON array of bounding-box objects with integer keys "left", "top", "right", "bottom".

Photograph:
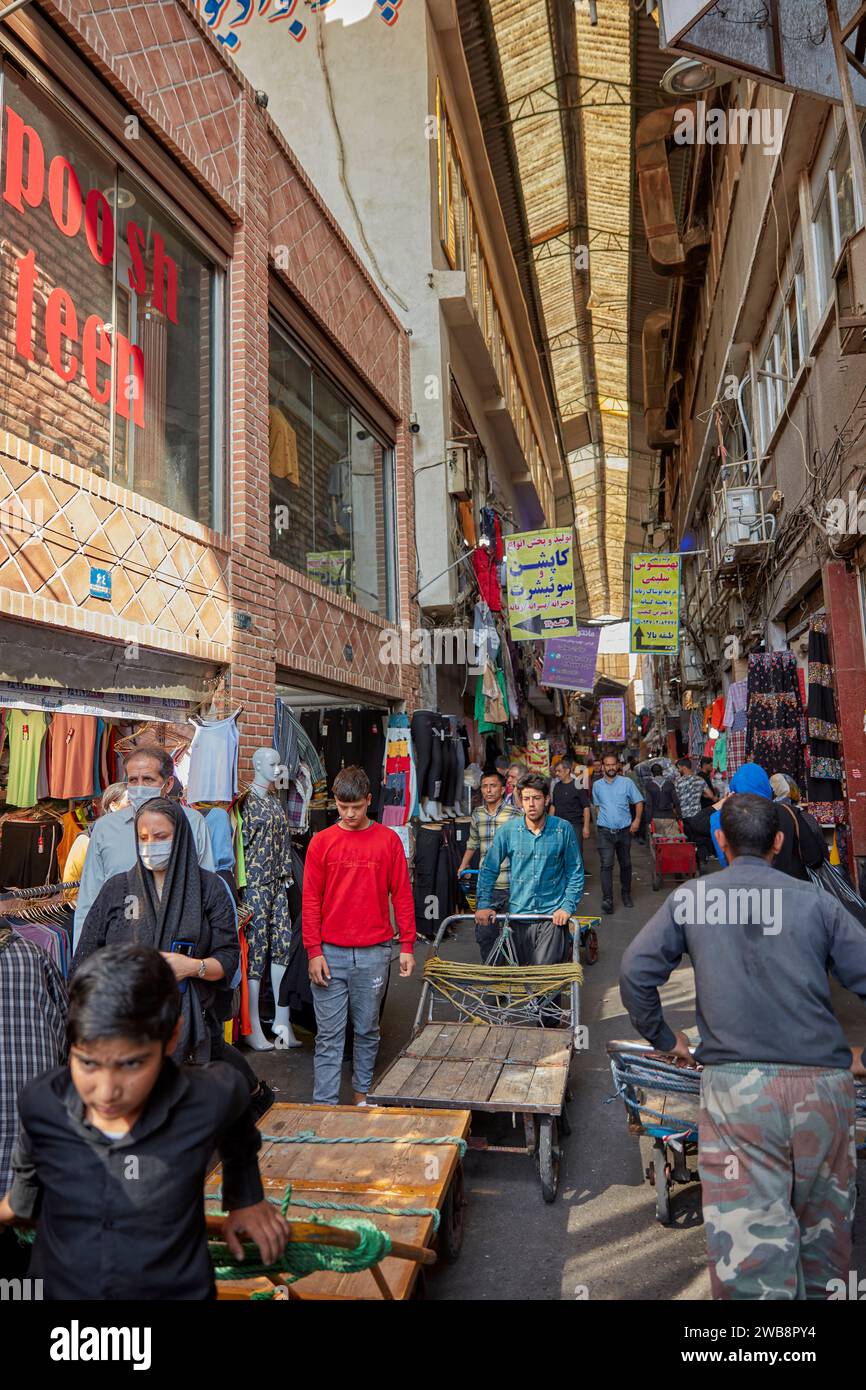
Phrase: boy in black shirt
[{"left": 0, "top": 943, "right": 288, "bottom": 1300}]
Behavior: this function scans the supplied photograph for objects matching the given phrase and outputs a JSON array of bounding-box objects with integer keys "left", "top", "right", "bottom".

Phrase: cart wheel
[
  {"left": 651, "top": 865, "right": 662, "bottom": 891},
  {"left": 438, "top": 1163, "right": 466, "bottom": 1261},
  {"left": 538, "top": 1116, "right": 560, "bottom": 1203},
  {"left": 639, "top": 1137, "right": 672, "bottom": 1224},
  {"left": 582, "top": 927, "right": 599, "bottom": 964},
  {"left": 650, "top": 1143, "right": 673, "bottom": 1226}
]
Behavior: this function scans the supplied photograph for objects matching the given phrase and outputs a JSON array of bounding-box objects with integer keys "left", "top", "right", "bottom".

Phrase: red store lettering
[{"left": 2, "top": 103, "right": 182, "bottom": 428}]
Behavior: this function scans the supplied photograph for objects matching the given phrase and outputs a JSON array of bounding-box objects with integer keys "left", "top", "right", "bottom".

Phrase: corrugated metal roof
[{"left": 457, "top": 0, "right": 681, "bottom": 620}]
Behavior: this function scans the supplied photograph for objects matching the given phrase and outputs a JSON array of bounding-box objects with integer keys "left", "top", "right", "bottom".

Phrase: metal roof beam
[{"left": 479, "top": 75, "right": 638, "bottom": 128}]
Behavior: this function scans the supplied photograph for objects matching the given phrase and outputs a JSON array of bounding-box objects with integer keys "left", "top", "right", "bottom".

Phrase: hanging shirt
[
  {"left": 268, "top": 406, "right": 300, "bottom": 485},
  {"left": 186, "top": 716, "right": 240, "bottom": 804},
  {"left": 6, "top": 709, "right": 48, "bottom": 808},
  {"left": 46, "top": 714, "right": 98, "bottom": 799}
]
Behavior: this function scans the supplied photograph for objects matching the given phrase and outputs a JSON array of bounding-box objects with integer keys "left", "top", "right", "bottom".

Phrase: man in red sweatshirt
[{"left": 303, "top": 766, "right": 415, "bottom": 1106}]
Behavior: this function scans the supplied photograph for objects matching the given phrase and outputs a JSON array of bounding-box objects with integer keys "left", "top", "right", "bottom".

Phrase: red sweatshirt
[{"left": 301, "top": 821, "right": 415, "bottom": 958}]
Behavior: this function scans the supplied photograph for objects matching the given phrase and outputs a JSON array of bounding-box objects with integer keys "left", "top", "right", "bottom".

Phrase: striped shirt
[
  {"left": 0, "top": 926, "right": 67, "bottom": 1191},
  {"left": 467, "top": 801, "right": 518, "bottom": 891}
]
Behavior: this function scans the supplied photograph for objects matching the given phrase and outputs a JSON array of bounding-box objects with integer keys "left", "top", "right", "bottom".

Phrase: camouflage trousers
[{"left": 699, "top": 1063, "right": 856, "bottom": 1300}]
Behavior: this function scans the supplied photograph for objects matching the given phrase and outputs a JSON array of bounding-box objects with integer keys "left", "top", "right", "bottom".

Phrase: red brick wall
[{"left": 2, "top": 1, "right": 420, "bottom": 783}]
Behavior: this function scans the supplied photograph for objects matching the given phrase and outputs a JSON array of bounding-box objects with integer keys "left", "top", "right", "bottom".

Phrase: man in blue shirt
[
  {"left": 475, "top": 773, "right": 584, "bottom": 964},
  {"left": 592, "top": 753, "right": 643, "bottom": 914}
]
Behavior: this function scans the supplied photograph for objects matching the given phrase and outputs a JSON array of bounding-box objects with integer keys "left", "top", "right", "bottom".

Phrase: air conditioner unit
[
  {"left": 446, "top": 443, "right": 471, "bottom": 498},
  {"left": 834, "top": 227, "right": 866, "bottom": 355}
]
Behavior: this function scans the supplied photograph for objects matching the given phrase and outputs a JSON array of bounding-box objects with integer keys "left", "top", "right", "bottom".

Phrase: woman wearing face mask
[{"left": 73, "top": 799, "right": 240, "bottom": 1067}]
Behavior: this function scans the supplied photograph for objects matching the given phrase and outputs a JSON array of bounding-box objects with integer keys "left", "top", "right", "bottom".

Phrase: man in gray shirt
[
  {"left": 620, "top": 792, "right": 866, "bottom": 1301},
  {"left": 73, "top": 748, "right": 213, "bottom": 949}
]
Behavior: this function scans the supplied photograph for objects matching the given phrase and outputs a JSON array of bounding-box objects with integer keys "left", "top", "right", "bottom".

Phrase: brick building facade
[{"left": 0, "top": 0, "right": 419, "bottom": 776}]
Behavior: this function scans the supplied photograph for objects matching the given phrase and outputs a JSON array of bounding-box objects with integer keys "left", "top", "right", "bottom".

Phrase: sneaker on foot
[
  {"left": 601, "top": 900, "right": 614, "bottom": 914},
  {"left": 622, "top": 895, "right": 634, "bottom": 908}
]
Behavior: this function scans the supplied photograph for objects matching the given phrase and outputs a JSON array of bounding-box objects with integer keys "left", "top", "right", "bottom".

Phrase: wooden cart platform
[
  {"left": 370, "top": 1021, "right": 571, "bottom": 1114},
  {"left": 205, "top": 1101, "right": 470, "bottom": 1300}
]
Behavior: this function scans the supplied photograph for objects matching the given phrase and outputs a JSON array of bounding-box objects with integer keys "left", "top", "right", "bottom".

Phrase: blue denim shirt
[
  {"left": 592, "top": 774, "right": 643, "bottom": 830},
  {"left": 476, "top": 815, "right": 584, "bottom": 915}
]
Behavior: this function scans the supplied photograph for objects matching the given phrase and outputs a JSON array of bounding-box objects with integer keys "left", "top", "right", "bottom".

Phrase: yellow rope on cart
[{"left": 423, "top": 958, "right": 583, "bottom": 1023}]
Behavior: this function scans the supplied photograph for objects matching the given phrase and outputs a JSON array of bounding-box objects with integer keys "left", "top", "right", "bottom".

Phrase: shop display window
[
  {"left": 0, "top": 65, "right": 225, "bottom": 530},
  {"left": 268, "top": 318, "right": 397, "bottom": 620}
]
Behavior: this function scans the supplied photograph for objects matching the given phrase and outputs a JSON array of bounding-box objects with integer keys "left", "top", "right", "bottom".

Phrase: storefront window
[
  {"left": 268, "top": 319, "right": 397, "bottom": 619},
  {"left": 0, "top": 65, "right": 225, "bottom": 529}
]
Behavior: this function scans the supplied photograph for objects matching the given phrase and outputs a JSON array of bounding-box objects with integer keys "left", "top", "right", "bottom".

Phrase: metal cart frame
[{"left": 607, "top": 1040, "right": 701, "bottom": 1226}]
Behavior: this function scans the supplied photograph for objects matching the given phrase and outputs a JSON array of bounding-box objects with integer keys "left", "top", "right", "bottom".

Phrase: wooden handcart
[
  {"left": 205, "top": 1101, "right": 470, "bottom": 1299},
  {"left": 371, "top": 912, "right": 583, "bottom": 1203}
]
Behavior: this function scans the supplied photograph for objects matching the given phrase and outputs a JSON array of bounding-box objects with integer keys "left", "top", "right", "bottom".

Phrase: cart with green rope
[
  {"left": 204, "top": 1101, "right": 470, "bottom": 1299},
  {"left": 370, "top": 912, "right": 584, "bottom": 1202}
]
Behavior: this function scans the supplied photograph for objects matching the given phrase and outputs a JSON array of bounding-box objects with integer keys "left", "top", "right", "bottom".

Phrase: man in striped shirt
[
  {"left": 457, "top": 770, "right": 518, "bottom": 958},
  {"left": 0, "top": 907, "right": 67, "bottom": 1278}
]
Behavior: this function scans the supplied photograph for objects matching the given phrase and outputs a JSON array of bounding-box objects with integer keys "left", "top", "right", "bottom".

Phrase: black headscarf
[
  {"left": 127, "top": 797, "right": 209, "bottom": 1063},
  {"left": 130, "top": 798, "right": 203, "bottom": 950}
]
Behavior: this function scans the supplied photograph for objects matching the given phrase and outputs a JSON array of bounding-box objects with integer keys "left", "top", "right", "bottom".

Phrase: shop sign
[
  {"left": 525, "top": 738, "right": 550, "bottom": 775},
  {"left": 505, "top": 527, "right": 577, "bottom": 641},
  {"left": 629, "top": 553, "right": 681, "bottom": 654},
  {"left": 307, "top": 550, "right": 351, "bottom": 596},
  {"left": 2, "top": 104, "right": 183, "bottom": 427},
  {"left": 540, "top": 627, "right": 601, "bottom": 691},
  {"left": 599, "top": 697, "right": 626, "bottom": 743},
  {"left": 89, "top": 566, "right": 111, "bottom": 600},
  {"left": 0, "top": 681, "right": 195, "bottom": 721}
]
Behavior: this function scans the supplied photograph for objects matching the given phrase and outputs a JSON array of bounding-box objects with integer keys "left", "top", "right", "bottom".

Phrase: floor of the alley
[{"left": 246, "top": 834, "right": 866, "bottom": 1301}]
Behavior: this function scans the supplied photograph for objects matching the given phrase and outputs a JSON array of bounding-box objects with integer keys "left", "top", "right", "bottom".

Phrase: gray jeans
[{"left": 311, "top": 942, "right": 392, "bottom": 1104}]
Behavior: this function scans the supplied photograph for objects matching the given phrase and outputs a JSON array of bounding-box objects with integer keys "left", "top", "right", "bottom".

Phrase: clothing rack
[{"left": 4, "top": 880, "right": 79, "bottom": 900}]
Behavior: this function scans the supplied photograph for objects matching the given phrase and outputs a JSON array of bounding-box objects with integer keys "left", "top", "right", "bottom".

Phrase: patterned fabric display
[
  {"left": 806, "top": 618, "right": 843, "bottom": 805},
  {"left": 746, "top": 652, "right": 806, "bottom": 787}
]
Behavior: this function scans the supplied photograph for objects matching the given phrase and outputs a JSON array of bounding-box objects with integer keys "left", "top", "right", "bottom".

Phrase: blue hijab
[{"left": 710, "top": 763, "right": 773, "bottom": 865}]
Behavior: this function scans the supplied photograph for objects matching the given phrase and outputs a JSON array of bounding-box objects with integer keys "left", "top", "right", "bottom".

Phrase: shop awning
[{"left": 0, "top": 619, "right": 221, "bottom": 718}]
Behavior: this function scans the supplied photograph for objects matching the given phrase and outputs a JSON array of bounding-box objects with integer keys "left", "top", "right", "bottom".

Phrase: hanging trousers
[
  {"left": 411, "top": 710, "right": 444, "bottom": 800},
  {"left": 414, "top": 821, "right": 469, "bottom": 938}
]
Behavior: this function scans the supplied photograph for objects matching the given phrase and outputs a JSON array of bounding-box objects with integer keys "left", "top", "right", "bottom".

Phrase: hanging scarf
[{"left": 126, "top": 798, "right": 210, "bottom": 1065}]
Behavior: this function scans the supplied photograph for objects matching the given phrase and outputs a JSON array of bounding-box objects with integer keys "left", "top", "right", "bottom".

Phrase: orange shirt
[{"left": 47, "top": 714, "right": 98, "bottom": 798}]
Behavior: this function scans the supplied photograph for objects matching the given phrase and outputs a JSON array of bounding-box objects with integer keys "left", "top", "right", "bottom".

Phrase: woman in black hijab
[{"left": 74, "top": 798, "right": 238, "bottom": 1065}]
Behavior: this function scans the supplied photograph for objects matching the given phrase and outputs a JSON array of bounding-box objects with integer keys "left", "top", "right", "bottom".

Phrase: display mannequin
[{"left": 240, "top": 747, "right": 301, "bottom": 1050}]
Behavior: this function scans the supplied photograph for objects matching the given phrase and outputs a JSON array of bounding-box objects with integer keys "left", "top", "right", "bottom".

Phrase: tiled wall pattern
[
  {"left": 0, "top": 435, "right": 231, "bottom": 662},
  {"left": 275, "top": 569, "right": 402, "bottom": 698}
]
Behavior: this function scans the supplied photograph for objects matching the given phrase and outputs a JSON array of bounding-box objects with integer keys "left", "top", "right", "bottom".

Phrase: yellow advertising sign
[
  {"left": 505, "top": 527, "right": 577, "bottom": 641},
  {"left": 629, "top": 553, "right": 681, "bottom": 654}
]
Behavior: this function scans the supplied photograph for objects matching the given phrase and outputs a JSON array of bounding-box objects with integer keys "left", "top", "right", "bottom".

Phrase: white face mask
[
  {"left": 127, "top": 784, "right": 162, "bottom": 811},
  {"left": 139, "top": 840, "right": 173, "bottom": 871}
]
